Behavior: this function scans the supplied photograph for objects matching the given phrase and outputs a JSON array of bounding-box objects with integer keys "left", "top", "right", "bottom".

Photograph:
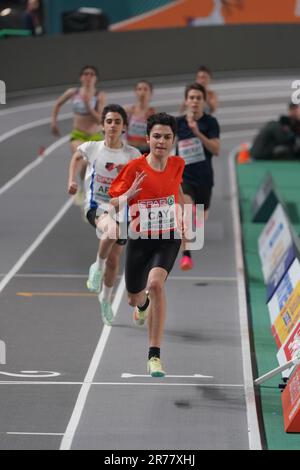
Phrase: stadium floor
[{"left": 0, "top": 74, "right": 296, "bottom": 450}]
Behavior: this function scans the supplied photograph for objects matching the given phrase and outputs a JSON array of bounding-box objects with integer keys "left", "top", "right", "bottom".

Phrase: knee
[{"left": 148, "top": 279, "right": 163, "bottom": 296}]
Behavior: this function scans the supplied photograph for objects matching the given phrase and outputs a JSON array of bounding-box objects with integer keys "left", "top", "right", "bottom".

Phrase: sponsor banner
[
  {"left": 268, "top": 257, "right": 300, "bottom": 324},
  {"left": 111, "top": 0, "right": 300, "bottom": 32},
  {"left": 271, "top": 282, "right": 300, "bottom": 348},
  {"left": 258, "top": 204, "right": 293, "bottom": 284},
  {"left": 281, "top": 365, "right": 300, "bottom": 433},
  {"left": 266, "top": 245, "right": 296, "bottom": 303},
  {"left": 277, "top": 321, "right": 300, "bottom": 379}
]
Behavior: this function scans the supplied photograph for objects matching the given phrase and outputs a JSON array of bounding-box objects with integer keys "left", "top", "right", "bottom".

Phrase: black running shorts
[
  {"left": 181, "top": 181, "right": 212, "bottom": 210},
  {"left": 125, "top": 236, "right": 181, "bottom": 294},
  {"left": 86, "top": 208, "right": 127, "bottom": 246}
]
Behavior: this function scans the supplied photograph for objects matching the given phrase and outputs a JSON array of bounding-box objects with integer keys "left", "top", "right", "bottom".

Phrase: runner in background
[
  {"left": 109, "top": 112, "right": 185, "bottom": 377},
  {"left": 68, "top": 104, "right": 140, "bottom": 326},
  {"left": 177, "top": 83, "right": 220, "bottom": 271},
  {"left": 126, "top": 80, "right": 156, "bottom": 154},
  {"left": 52, "top": 65, "right": 105, "bottom": 206},
  {"left": 180, "top": 65, "right": 218, "bottom": 115}
]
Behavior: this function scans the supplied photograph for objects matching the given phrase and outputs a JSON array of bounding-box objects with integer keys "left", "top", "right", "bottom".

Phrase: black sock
[
  {"left": 138, "top": 296, "right": 150, "bottom": 312},
  {"left": 183, "top": 250, "right": 192, "bottom": 258},
  {"left": 148, "top": 347, "right": 160, "bottom": 360}
]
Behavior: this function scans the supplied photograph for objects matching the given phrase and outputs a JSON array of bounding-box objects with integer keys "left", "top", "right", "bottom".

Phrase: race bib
[
  {"left": 128, "top": 117, "right": 147, "bottom": 139},
  {"left": 138, "top": 196, "right": 177, "bottom": 233},
  {"left": 95, "top": 174, "right": 113, "bottom": 202},
  {"left": 178, "top": 137, "right": 205, "bottom": 164}
]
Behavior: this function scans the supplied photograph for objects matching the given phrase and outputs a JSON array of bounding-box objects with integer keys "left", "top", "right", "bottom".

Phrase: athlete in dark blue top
[{"left": 176, "top": 83, "right": 220, "bottom": 270}]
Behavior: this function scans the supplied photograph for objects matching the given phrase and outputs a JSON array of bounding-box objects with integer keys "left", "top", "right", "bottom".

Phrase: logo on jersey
[{"left": 105, "top": 162, "right": 116, "bottom": 172}]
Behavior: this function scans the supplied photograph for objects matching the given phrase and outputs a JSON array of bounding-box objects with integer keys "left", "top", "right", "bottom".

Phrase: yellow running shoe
[
  {"left": 133, "top": 293, "right": 150, "bottom": 326},
  {"left": 147, "top": 357, "right": 165, "bottom": 378}
]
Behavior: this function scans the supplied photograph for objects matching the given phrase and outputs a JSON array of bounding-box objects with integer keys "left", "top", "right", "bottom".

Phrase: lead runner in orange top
[{"left": 108, "top": 112, "right": 185, "bottom": 377}]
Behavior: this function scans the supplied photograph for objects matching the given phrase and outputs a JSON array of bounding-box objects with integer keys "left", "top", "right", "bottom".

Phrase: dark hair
[
  {"left": 101, "top": 104, "right": 128, "bottom": 127},
  {"left": 289, "top": 101, "right": 299, "bottom": 110},
  {"left": 185, "top": 83, "right": 207, "bottom": 101},
  {"left": 80, "top": 65, "right": 99, "bottom": 78},
  {"left": 135, "top": 80, "right": 153, "bottom": 92},
  {"left": 147, "top": 112, "right": 177, "bottom": 137},
  {"left": 197, "top": 65, "right": 212, "bottom": 77}
]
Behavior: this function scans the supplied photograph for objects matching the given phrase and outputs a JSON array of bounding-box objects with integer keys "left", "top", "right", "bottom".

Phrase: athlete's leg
[
  {"left": 99, "top": 243, "right": 124, "bottom": 326},
  {"left": 97, "top": 213, "right": 120, "bottom": 259},
  {"left": 102, "top": 243, "right": 123, "bottom": 291},
  {"left": 180, "top": 192, "right": 194, "bottom": 270},
  {"left": 147, "top": 267, "right": 168, "bottom": 348},
  {"left": 87, "top": 212, "right": 120, "bottom": 293}
]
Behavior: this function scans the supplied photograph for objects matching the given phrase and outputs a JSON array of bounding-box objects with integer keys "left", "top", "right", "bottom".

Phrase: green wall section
[
  {"left": 236, "top": 161, "right": 300, "bottom": 449},
  {"left": 43, "top": 0, "right": 174, "bottom": 35}
]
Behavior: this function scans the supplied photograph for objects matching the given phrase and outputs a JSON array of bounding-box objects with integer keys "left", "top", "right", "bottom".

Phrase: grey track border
[{"left": 228, "top": 146, "right": 262, "bottom": 450}]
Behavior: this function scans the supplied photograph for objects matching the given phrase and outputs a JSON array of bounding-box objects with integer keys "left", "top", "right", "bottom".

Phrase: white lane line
[
  {"left": 146, "top": 91, "right": 290, "bottom": 109},
  {"left": 219, "top": 114, "right": 286, "bottom": 126},
  {"left": 0, "top": 113, "right": 71, "bottom": 143},
  {"left": 1, "top": 273, "right": 122, "bottom": 279},
  {"left": 169, "top": 276, "right": 237, "bottom": 282},
  {"left": 228, "top": 146, "right": 262, "bottom": 450},
  {"left": 0, "top": 100, "right": 57, "bottom": 116},
  {"left": 1, "top": 78, "right": 292, "bottom": 115},
  {"left": 0, "top": 135, "right": 69, "bottom": 197},
  {"left": 217, "top": 102, "right": 286, "bottom": 115},
  {"left": 0, "top": 381, "right": 244, "bottom": 388},
  {"left": 59, "top": 275, "right": 126, "bottom": 451},
  {"left": 222, "top": 129, "right": 257, "bottom": 139},
  {"left": 0, "top": 90, "right": 288, "bottom": 124},
  {"left": 1, "top": 274, "right": 234, "bottom": 282},
  {"left": 7, "top": 432, "right": 64, "bottom": 436},
  {"left": 0, "top": 371, "right": 61, "bottom": 378},
  {"left": 122, "top": 373, "right": 214, "bottom": 379},
  {"left": 0, "top": 198, "right": 73, "bottom": 296}
]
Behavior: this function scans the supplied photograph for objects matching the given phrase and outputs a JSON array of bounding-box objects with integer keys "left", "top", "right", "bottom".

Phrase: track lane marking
[
  {"left": 0, "top": 198, "right": 73, "bottom": 296},
  {"left": 59, "top": 276, "right": 126, "bottom": 451},
  {"left": 0, "top": 135, "right": 69, "bottom": 197}
]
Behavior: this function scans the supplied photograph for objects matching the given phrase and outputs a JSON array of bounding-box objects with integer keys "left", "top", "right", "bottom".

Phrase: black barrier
[{"left": 1, "top": 24, "right": 300, "bottom": 92}]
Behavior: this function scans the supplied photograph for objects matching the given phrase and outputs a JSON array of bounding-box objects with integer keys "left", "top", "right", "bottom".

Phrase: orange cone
[{"left": 237, "top": 143, "right": 251, "bottom": 164}]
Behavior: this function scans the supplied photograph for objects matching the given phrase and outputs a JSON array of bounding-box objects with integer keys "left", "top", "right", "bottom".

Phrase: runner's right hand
[
  {"left": 126, "top": 172, "right": 147, "bottom": 201},
  {"left": 68, "top": 181, "right": 78, "bottom": 195}
]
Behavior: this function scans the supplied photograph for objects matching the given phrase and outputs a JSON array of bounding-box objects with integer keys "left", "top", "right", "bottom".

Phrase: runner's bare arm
[
  {"left": 68, "top": 150, "right": 84, "bottom": 194},
  {"left": 51, "top": 88, "right": 76, "bottom": 136}
]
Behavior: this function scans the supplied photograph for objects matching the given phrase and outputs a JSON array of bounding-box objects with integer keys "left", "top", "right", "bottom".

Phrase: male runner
[
  {"left": 177, "top": 83, "right": 220, "bottom": 271},
  {"left": 108, "top": 113, "right": 185, "bottom": 377},
  {"left": 68, "top": 104, "right": 140, "bottom": 325}
]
